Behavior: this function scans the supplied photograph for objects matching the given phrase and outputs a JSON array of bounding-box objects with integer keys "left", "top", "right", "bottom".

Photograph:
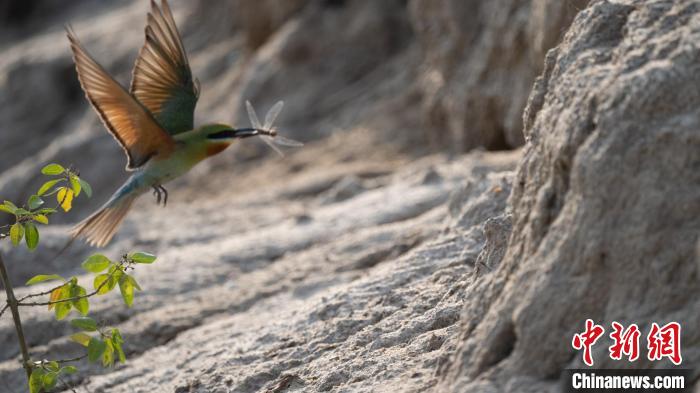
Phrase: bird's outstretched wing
[
  {"left": 67, "top": 28, "right": 175, "bottom": 170},
  {"left": 130, "top": 0, "right": 199, "bottom": 135}
]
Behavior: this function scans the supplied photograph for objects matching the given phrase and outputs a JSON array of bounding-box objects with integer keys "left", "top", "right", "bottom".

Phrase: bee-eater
[{"left": 66, "top": 0, "right": 300, "bottom": 247}]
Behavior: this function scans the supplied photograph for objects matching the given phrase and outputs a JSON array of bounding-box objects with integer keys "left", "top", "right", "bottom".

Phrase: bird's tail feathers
[{"left": 69, "top": 194, "right": 137, "bottom": 247}]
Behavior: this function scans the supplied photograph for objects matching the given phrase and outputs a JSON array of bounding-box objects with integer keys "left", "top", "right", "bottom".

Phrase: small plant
[{"left": 0, "top": 163, "right": 157, "bottom": 392}]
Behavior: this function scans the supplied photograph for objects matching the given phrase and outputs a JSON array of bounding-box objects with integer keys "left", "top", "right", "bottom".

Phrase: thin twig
[
  {"left": 1, "top": 282, "right": 65, "bottom": 319},
  {"left": 18, "top": 282, "right": 67, "bottom": 301},
  {"left": 18, "top": 264, "right": 123, "bottom": 307},
  {"left": 57, "top": 374, "right": 79, "bottom": 393},
  {"left": 56, "top": 354, "right": 88, "bottom": 364},
  {"left": 0, "top": 302, "right": 9, "bottom": 319}
]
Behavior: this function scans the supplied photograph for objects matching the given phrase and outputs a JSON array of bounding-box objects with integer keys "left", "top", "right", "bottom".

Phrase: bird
[{"left": 65, "top": 0, "right": 300, "bottom": 247}]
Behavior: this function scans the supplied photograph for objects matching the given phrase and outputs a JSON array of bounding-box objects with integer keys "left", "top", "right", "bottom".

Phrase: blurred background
[{"left": 0, "top": 0, "right": 586, "bottom": 224}]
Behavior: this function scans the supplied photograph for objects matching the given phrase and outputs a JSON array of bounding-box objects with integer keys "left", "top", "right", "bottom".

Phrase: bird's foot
[
  {"left": 160, "top": 185, "right": 168, "bottom": 207},
  {"left": 152, "top": 186, "right": 162, "bottom": 205}
]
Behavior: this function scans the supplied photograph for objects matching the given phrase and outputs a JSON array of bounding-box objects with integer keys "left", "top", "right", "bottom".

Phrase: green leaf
[
  {"left": 71, "top": 285, "right": 89, "bottom": 316},
  {"left": 119, "top": 274, "right": 136, "bottom": 307},
  {"left": 33, "top": 214, "right": 49, "bottom": 225},
  {"left": 127, "top": 274, "right": 142, "bottom": 291},
  {"left": 56, "top": 187, "right": 74, "bottom": 212},
  {"left": 42, "top": 372, "right": 58, "bottom": 390},
  {"left": 0, "top": 202, "right": 15, "bottom": 214},
  {"left": 60, "top": 365, "right": 78, "bottom": 374},
  {"left": 3, "top": 200, "right": 18, "bottom": 211},
  {"left": 25, "top": 223, "right": 39, "bottom": 250},
  {"left": 14, "top": 208, "right": 31, "bottom": 216},
  {"left": 54, "top": 285, "right": 72, "bottom": 320},
  {"left": 112, "top": 328, "right": 124, "bottom": 344},
  {"left": 29, "top": 368, "right": 45, "bottom": 393},
  {"left": 82, "top": 254, "right": 111, "bottom": 273},
  {"left": 55, "top": 301, "right": 72, "bottom": 320},
  {"left": 105, "top": 265, "right": 123, "bottom": 291},
  {"left": 41, "top": 163, "right": 65, "bottom": 175},
  {"left": 45, "top": 361, "right": 60, "bottom": 372},
  {"left": 78, "top": 178, "right": 92, "bottom": 198},
  {"left": 10, "top": 223, "right": 24, "bottom": 246},
  {"left": 26, "top": 274, "right": 64, "bottom": 286},
  {"left": 71, "top": 317, "right": 97, "bottom": 332},
  {"left": 112, "top": 329, "right": 126, "bottom": 364},
  {"left": 37, "top": 179, "right": 62, "bottom": 196},
  {"left": 36, "top": 207, "right": 57, "bottom": 214},
  {"left": 69, "top": 176, "right": 82, "bottom": 197},
  {"left": 129, "top": 252, "right": 157, "bottom": 264},
  {"left": 102, "top": 338, "right": 115, "bottom": 367},
  {"left": 93, "top": 274, "right": 112, "bottom": 295},
  {"left": 28, "top": 195, "right": 44, "bottom": 210},
  {"left": 70, "top": 332, "right": 92, "bottom": 347},
  {"left": 48, "top": 286, "right": 63, "bottom": 310},
  {"left": 87, "top": 337, "right": 106, "bottom": 363}
]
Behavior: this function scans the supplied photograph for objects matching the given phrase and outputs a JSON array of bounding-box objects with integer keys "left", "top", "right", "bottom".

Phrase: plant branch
[
  {"left": 0, "top": 252, "right": 32, "bottom": 379},
  {"left": 18, "top": 282, "right": 66, "bottom": 301},
  {"left": 57, "top": 374, "right": 79, "bottom": 393},
  {"left": 0, "top": 282, "right": 66, "bottom": 319},
  {"left": 56, "top": 354, "right": 87, "bottom": 364},
  {"left": 17, "top": 264, "right": 123, "bottom": 307},
  {"left": 0, "top": 302, "right": 9, "bottom": 319}
]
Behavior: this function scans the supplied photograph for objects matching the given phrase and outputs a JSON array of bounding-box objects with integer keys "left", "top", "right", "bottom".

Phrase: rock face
[
  {"left": 229, "top": 0, "right": 416, "bottom": 144},
  {"left": 442, "top": 1, "right": 700, "bottom": 391},
  {"left": 409, "top": 0, "right": 587, "bottom": 150}
]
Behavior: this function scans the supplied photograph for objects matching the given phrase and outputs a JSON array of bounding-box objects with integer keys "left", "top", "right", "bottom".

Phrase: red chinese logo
[
  {"left": 647, "top": 322, "right": 682, "bottom": 365},
  {"left": 609, "top": 322, "right": 640, "bottom": 361},
  {"left": 572, "top": 319, "right": 605, "bottom": 366},
  {"left": 572, "top": 320, "right": 682, "bottom": 366}
]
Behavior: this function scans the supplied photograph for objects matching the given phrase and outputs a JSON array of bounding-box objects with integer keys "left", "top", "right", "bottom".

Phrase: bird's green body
[{"left": 112, "top": 124, "right": 234, "bottom": 202}]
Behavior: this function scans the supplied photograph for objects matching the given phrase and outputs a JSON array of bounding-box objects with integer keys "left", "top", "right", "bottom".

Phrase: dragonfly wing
[
  {"left": 245, "top": 100, "right": 301, "bottom": 156},
  {"left": 262, "top": 136, "right": 285, "bottom": 157},
  {"left": 263, "top": 101, "right": 284, "bottom": 130},
  {"left": 271, "top": 134, "right": 304, "bottom": 147},
  {"left": 246, "top": 100, "right": 262, "bottom": 129}
]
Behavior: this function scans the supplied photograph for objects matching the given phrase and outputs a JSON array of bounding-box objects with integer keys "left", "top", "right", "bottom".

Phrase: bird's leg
[
  {"left": 159, "top": 185, "right": 168, "bottom": 207},
  {"left": 152, "top": 186, "right": 162, "bottom": 205}
]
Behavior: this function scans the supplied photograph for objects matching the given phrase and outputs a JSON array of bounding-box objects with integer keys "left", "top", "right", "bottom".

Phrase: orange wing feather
[{"left": 67, "top": 27, "right": 175, "bottom": 170}]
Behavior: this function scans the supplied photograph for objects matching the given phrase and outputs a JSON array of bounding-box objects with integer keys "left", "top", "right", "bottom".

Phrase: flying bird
[{"left": 66, "top": 0, "right": 301, "bottom": 247}]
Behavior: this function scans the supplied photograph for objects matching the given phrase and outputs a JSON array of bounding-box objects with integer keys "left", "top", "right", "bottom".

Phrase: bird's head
[{"left": 199, "top": 123, "right": 276, "bottom": 157}]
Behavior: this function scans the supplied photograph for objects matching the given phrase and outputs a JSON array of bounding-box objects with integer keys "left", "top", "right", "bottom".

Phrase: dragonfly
[{"left": 246, "top": 101, "right": 304, "bottom": 157}]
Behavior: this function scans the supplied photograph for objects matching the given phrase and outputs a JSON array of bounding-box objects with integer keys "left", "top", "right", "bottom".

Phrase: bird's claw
[
  {"left": 152, "top": 187, "right": 161, "bottom": 205},
  {"left": 152, "top": 185, "right": 168, "bottom": 207}
]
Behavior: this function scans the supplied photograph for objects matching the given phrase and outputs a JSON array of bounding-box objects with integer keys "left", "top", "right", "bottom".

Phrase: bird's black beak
[{"left": 207, "top": 128, "right": 259, "bottom": 140}]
